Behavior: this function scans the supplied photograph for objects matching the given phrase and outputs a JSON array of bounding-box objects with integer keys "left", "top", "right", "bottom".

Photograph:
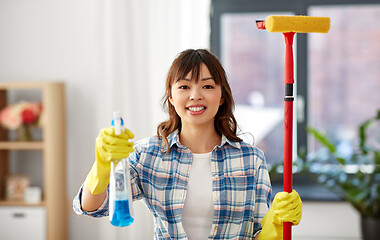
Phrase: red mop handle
[
  {"left": 284, "top": 32, "right": 295, "bottom": 85},
  {"left": 283, "top": 101, "right": 293, "bottom": 240},
  {"left": 283, "top": 32, "right": 295, "bottom": 240}
]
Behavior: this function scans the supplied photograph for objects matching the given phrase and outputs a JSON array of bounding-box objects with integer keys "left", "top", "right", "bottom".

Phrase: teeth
[{"left": 188, "top": 107, "right": 205, "bottom": 112}]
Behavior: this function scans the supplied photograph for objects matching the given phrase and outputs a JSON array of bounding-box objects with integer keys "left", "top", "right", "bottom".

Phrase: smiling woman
[{"left": 74, "top": 49, "right": 302, "bottom": 240}]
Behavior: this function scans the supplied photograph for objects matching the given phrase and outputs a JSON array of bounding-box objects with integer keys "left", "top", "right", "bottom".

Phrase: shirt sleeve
[
  {"left": 73, "top": 149, "right": 145, "bottom": 217},
  {"left": 72, "top": 184, "right": 109, "bottom": 217},
  {"left": 128, "top": 148, "right": 145, "bottom": 201},
  {"left": 253, "top": 151, "right": 272, "bottom": 230}
]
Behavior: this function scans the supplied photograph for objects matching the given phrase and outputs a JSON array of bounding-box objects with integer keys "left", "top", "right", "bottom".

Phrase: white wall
[{"left": 0, "top": 1, "right": 362, "bottom": 239}]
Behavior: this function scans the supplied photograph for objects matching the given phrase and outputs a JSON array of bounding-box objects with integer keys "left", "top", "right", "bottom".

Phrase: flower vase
[{"left": 17, "top": 125, "right": 32, "bottom": 141}]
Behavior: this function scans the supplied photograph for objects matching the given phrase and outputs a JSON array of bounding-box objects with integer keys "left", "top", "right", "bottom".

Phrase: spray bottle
[{"left": 109, "top": 111, "right": 134, "bottom": 227}]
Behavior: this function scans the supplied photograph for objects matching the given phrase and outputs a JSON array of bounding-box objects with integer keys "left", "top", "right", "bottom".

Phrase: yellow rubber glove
[
  {"left": 85, "top": 127, "right": 134, "bottom": 194},
  {"left": 258, "top": 190, "right": 302, "bottom": 240}
]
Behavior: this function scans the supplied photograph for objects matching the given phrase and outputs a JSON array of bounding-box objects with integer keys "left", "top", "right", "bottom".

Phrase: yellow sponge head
[{"left": 265, "top": 15, "right": 330, "bottom": 33}]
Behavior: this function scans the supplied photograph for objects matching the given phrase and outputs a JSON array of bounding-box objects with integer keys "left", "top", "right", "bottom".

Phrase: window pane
[
  {"left": 221, "top": 12, "right": 293, "bottom": 165},
  {"left": 308, "top": 6, "right": 380, "bottom": 153}
]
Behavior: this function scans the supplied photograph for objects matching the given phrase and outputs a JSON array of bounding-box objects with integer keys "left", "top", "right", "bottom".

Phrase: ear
[
  {"left": 219, "top": 97, "right": 224, "bottom": 106},
  {"left": 169, "top": 96, "right": 174, "bottom": 105}
]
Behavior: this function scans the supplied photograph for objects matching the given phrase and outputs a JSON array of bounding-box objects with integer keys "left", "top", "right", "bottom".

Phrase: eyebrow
[{"left": 176, "top": 77, "right": 214, "bottom": 82}]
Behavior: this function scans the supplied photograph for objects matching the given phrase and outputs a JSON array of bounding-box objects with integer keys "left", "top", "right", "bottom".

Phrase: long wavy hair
[{"left": 157, "top": 49, "right": 242, "bottom": 150}]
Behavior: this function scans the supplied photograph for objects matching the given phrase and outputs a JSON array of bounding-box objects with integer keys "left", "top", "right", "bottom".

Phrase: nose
[{"left": 190, "top": 87, "right": 203, "bottom": 100}]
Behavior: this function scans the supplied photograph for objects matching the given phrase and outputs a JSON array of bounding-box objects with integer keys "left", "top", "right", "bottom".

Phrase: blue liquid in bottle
[
  {"left": 110, "top": 199, "right": 134, "bottom": 227},
  {"left": 109, "top": 111, "right": 135, "bottom": 227}
]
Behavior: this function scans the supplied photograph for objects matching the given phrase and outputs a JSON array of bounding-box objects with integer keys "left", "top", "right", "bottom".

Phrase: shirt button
[{"left": 214, "top": 226, "right": 218, "bottom": 231}]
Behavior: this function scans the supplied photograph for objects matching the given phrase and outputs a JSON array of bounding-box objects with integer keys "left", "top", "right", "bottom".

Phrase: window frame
[{"left": 210, "top": 0, "right": 380, "bottom": 200}]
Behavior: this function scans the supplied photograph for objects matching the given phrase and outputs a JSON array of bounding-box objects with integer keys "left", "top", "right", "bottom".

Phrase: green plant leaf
[
  {"left": 374, "top": 151, "right": 380, "bottom": 173},
  {"left": 359, "top": 110, "right": 380, "bottom": 154},
  {"left": 306, "top": 126, "right": 336, "bottom": 153},
  {"left": 336, "top": 157, "right": 346, "bottom": 165},
  {"left": 359, "top": 119, "right": 372, "bottom": 154}
]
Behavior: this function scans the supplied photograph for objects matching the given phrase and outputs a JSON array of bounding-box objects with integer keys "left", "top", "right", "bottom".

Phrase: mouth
[{"left": 186, "top": 105, "right": 207, "bottom": 114}]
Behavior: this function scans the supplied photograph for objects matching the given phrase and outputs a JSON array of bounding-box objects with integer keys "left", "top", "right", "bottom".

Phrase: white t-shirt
[{"left": 182, "top": 152, "right": 214, "bottom": 240}]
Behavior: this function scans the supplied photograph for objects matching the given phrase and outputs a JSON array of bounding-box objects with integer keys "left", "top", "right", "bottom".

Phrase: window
[
  {"left": 220, "top": 12, "right": 293, "bottom": 166},
  {"left": 211, "top": 0, "right": 380, "bottom": 200},
  {"left": 308, "top": 5, "right": 380, "bottom": 154}
]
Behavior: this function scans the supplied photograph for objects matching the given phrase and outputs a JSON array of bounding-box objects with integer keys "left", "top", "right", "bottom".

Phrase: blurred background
[{"left": 0, "top": 0, "right": 379, "bottom": 239}]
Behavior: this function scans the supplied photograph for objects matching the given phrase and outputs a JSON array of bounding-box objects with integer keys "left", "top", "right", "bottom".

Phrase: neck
[{"left": 179, "top": 124, "right": 221, "bottom": 153}]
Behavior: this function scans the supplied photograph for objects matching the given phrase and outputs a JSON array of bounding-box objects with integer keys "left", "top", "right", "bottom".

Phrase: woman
[{"left": 73, "top": 49, "right": 302, "bottom": 239}]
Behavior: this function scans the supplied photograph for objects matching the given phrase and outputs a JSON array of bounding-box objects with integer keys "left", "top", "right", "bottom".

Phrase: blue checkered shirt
[{"left": 73, "top": 130, "right": 272, "bottom": 239}]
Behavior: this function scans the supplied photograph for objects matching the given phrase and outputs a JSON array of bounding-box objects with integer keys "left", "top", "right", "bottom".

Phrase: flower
[
  {"left": 0, "top": 102, "right": 43, "bottom": 130},
  {"left": 21, "top": 109, "right": 37, "bottom": 124}
]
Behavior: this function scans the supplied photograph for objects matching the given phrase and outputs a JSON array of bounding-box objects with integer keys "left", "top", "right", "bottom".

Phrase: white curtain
[
  {"left": 97, "top": 0, "right": 211, "bottom": 139},
  {"left": 96, "top": 0, "right": 211, "bottom": 239}
]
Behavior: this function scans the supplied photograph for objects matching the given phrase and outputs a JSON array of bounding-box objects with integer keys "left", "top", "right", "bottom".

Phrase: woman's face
[{"left": 169, "top": 63, "right": 224, "bottom": 130}]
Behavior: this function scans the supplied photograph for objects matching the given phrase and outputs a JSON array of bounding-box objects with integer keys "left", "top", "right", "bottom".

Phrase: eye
[
  {"left": 203, "top": 85, "right": 214, "bottom": 89},
  {"left": 179, "top": 85, "right": 189, "bottom": 89}
]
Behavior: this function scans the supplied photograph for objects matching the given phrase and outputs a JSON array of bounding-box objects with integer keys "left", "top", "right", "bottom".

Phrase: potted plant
[{"left": 270, "top": 110, "right": 380, "bottom": 239}]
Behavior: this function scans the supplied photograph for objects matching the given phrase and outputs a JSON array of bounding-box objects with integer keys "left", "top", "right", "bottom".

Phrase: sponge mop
[
  {"left": 256, "top": 15, "right": 330, "bottom": 240},
  {"left": 264, "top": 15, "right": 330, "bottom": 33}
]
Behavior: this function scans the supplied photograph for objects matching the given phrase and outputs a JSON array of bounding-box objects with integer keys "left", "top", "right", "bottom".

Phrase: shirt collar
[
  {"left": 168, "top": 129, "right": 183, "bottom": 149},
  {"left": 159, "top": 130, "right": 182, "bottom": 152},
  {"left": 220, "top": 134, "right": 241, "bottom": 149},
  {"left": 160, "top": 129, "right": 241, "bottom": 152}
]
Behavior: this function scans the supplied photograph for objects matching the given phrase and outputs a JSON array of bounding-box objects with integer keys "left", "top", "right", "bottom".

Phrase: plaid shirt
[{"left": 73, "top": 130, "right": 272, "bottom": 239}]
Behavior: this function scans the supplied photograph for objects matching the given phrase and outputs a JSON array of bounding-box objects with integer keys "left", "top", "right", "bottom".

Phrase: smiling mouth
[{"left": 186, "top": 106, "right": 206, "bottom": 112}]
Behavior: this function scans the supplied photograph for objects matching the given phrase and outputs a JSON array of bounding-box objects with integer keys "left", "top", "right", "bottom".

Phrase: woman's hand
[
  {"left": 258, "top": 190, "right": 302, "bottom": 240},
  {"left": 85, "top": 127, "right": 134, "bottom": 195}
]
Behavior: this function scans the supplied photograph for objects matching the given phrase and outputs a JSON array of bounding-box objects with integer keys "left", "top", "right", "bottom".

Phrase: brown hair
[{"left": 157, "top": 49, "right": 242, "bottom": 150}]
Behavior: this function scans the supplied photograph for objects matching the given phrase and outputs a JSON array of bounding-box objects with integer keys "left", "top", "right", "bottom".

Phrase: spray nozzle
[{"left": 112, "top": 111, "right": 124, "bottom": 135}]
